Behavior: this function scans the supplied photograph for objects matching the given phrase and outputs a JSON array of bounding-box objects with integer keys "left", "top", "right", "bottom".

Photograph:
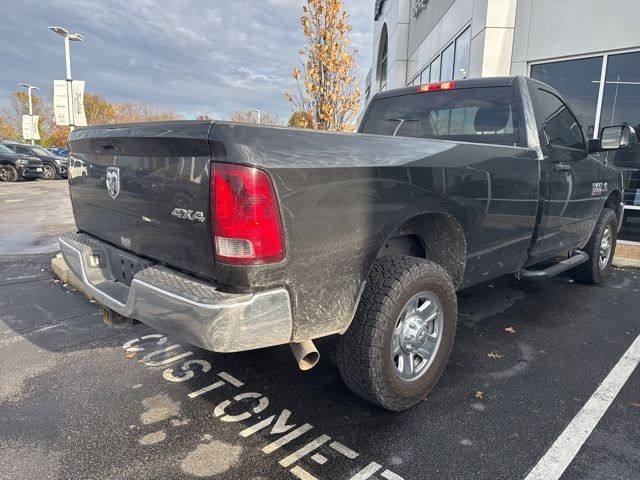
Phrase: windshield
[
  {"left": 361, "top": 86, "right": 520, "bottom": 146},
  {"left": 30, "top": 146, "right": 50, "bottom": 156},
  {"left": 0, "top": 144, "right": 16, "bottom": 155}
]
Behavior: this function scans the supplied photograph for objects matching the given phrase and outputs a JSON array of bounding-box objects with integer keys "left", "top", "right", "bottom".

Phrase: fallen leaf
[
  {"left": 630, "top": 402, "right": 640, "bottom": 409},
  {"left": 474, "top": 391, "right": 484, "bottom": 399},
  {"left": 125, "top": 351, "right": 137, "bottom": 360},
  {"left": 487, "top": 352, "right": 504, "bottom": 359},
  {"left": 504, "top": 327, "right": 516, "bottom": 334}
]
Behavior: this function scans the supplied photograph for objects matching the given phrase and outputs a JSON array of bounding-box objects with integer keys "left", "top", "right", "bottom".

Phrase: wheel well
[
  {"left": 605, "top": 190, "right": 622, "bottom": 221},
  {"left": 376, "top": 213, "right": 467, "bottom": 287}
]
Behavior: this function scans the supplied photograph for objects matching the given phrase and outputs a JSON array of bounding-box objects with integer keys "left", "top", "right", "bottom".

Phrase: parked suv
[
  {"left": 1, "top": 142, "right": 68, "bottom": 180},
  {"left": 0, "top": 143, "right": 44, "bottom": 181}
]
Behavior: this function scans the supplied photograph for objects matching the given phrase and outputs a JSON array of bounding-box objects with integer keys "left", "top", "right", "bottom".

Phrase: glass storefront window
[
  {"left": 530, "top": 56, "right": 602, "bottom": 137},
  {"left": 420, "top": 65, "right": 429, "bottom": 84},
  {"left": 440, "top": 43, "right": 454, "bottom": 81},
  {"left": 430, "top": 56, "right": 441, "bottom": 82},
  {"left": 599, "top": 51, "right": 640, "bottom": 135},
  {"left": 454, "top": 28, "right": 471, "bottom": 80},
  {"left": 600, "top": 51, "right": 640, "bottom": 213}
]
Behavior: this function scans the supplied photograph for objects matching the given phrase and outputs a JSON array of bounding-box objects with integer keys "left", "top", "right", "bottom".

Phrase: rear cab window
[{"left": 360, "top": 86, "right": 521, "bottom": 146}]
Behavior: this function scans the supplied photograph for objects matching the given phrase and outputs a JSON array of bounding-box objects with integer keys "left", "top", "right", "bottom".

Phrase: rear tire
[
  {"left": 42, "top": 164, "right": 56, "bottom": 180},
  {"left": 571, "top": 208, "right": 617, "bottom": 285},
  {"left": 0, "top": 165, "right": 18, "bottom": 182},
  {"left": 336, "top": 255, "right": 457, "bottom": 411}
]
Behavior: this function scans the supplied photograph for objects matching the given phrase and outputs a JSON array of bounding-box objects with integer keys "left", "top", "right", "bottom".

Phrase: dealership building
[{"left": 366, "top": 0, "right": 640, "bottom": 242}]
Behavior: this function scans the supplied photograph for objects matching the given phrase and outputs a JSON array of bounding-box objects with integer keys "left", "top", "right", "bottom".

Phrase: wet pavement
[
  {"left": 0, "top": 180, "right": 75, "bottom": 255},
  {"left": 1, "top": 182, "right": 639, "bottom": 480}
]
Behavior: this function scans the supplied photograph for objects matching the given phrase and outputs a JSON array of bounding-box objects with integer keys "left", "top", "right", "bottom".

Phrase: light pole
[
  {"left": 19, "top": 83, "right": 39, "bottom": 144},
  {"left": 49, "top": 26, "right": 83, "bottom": 132},
  {"left": 252, "top": 109, "right": 261, "bottom": 124}
]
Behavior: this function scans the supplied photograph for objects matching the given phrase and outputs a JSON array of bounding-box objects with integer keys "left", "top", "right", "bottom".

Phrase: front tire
[
  {"left": 336, "top": 256, "right": 457, "bottom": 411},
  {"left": 571, "top": 207, "right": 618, "bottom": 284},
  {"left": 42, "top": 164, "right": 56, "bottom": 180},
  {"left": 0, "top": 165, "right": 18, "bottom": 182}
]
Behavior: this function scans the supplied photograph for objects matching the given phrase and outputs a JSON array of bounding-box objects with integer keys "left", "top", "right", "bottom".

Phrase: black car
[
  {"left": 0, "top": 143, "right": 44, "bottom": 182},
  {"left": 1, "top": 142, "right": 68, "bottom": 180}
]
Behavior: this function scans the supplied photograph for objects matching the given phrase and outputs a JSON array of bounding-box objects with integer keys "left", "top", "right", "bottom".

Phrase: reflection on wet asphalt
[{"left": 0, "top": 181, "right": 75, "bottom": 254}]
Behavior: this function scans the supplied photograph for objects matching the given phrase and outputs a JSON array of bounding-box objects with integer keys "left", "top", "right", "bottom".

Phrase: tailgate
[{"left": 67, "top": 121, "right": 215, "bottom": 279}]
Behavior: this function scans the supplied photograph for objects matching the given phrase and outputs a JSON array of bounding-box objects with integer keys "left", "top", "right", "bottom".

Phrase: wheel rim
[
  {"left": 391, "top": 291, "right": 444, "bottom": 382},
  {"left": 0, "top": 166, "right": 16, "bottom": 181},
  {"left": 44, "top": 165, "right": 55, "bottom": 179},
  {"left": 599, "top": 227, "right": 612, "bottom": 270}
]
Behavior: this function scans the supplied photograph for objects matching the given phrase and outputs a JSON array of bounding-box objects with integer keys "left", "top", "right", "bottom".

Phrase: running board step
[{"left": 516, "top": 251, "right": 589, "bottom": 280}]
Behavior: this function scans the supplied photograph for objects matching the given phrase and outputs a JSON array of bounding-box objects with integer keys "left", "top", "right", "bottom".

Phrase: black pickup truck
[{"left": 60, "top": 76, "right": 632, "bottom": 410}]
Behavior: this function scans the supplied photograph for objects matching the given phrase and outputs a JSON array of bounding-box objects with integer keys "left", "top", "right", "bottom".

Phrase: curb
[
  {"left": 613, "top": 257, "right": 640, "bottom": 269},
  {"left": 51, "top": 253, "right": 94, "bottom": 300}
]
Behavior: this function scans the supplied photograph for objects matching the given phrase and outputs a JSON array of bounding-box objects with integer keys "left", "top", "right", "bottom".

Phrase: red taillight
[
  {"left": 211, "top": 163, "right": 285, "bottom": 265},
  {"left": 417, "top": 81, "right": 456, "bottom": 93}
]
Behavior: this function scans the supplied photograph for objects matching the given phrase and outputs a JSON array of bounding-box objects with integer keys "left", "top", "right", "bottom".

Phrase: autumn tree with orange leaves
[
  {"left": 286, "top": 0, "right": 361, "bottom": 132},
  {"left": 230, "top": 110, "right": 282, "bottom": 125}
]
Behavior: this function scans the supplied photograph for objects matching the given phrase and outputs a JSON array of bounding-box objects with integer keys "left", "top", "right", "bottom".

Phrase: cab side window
[
  {"left": 538, "top": 90, "right": 586, "bottom": 150},
  {"left": 16, "top": 146, "right": 31, "bottom": 155}
]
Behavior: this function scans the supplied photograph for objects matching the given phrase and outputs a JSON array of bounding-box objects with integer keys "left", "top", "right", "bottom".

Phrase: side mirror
[{"left": 593, "top": 125, "right": 638, "bottom": 152}]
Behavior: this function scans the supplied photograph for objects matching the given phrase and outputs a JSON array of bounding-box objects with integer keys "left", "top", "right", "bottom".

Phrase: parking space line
[{"left": 524, "top": 334, "right": 640, "bottom": 480}]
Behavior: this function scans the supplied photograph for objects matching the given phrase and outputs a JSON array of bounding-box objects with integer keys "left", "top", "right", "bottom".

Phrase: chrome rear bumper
[{"left": 59, "top": 232, "right": 293, "bottom": 352}]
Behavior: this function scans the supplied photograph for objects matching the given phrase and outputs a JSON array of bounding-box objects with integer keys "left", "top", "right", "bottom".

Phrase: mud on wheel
[{"left": 336, "top": 255, "right": 457, "bottom": 411}]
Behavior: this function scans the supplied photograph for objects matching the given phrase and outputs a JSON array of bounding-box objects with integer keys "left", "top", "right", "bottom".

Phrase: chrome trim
[{"left": 59, "top": 235, "right": 293, "bottom": 352}]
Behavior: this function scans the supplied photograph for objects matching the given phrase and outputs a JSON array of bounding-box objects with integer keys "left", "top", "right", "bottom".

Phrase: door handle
[{"left": 553, "top": 163, "right": 571, "bottom": 172}]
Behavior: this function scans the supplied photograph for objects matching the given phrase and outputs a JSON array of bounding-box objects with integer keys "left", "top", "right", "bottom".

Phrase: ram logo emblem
[{"left": 106, "top": 167, "right": 120, "bottom": 199}]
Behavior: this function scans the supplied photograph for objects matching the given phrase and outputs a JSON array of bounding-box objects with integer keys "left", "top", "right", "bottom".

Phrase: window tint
[
  {"left": 0, "top": 144, "right": 15, "bottom": 155},
  {"left": 361, "top": 87, "right": 519, "bottom": 145},
  {"left": 16, "top": 146, "right": 31, "bottom": 155},
  {"left": 538, "top": 90, "right": 586, "bottom": 150}
]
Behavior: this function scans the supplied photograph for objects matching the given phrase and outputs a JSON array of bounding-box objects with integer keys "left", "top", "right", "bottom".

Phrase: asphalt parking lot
[{"left": 1, "top": 181, "right": 639, "bottom": 480}]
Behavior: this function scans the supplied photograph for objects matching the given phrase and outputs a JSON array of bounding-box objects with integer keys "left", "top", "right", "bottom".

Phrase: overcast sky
[{"left": 0, "top": 0, "right": 373, "bottom": 122}]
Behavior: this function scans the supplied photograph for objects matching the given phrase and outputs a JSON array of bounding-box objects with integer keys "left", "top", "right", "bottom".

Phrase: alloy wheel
[{"left": 391, "top": 291, "right": 444, "bottom": 382}]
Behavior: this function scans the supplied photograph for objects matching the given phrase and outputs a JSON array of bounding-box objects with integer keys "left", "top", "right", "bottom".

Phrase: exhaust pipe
[{"left": 290, "top": 340, "right": 320, "bottom": 370}]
